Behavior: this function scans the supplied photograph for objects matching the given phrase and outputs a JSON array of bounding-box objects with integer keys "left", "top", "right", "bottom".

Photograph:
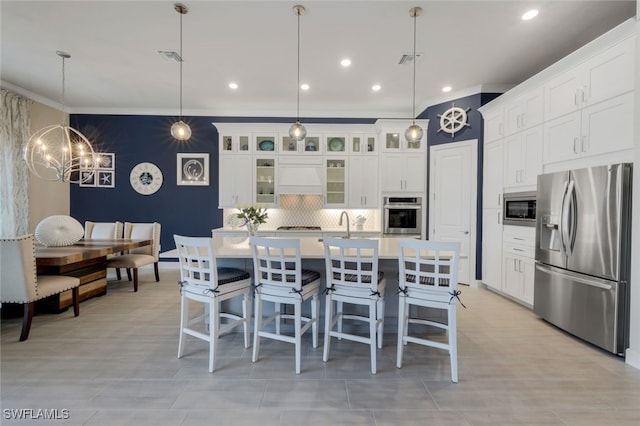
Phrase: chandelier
[{"left": 23, "top": 51, "right": 97, "bottom": 184}]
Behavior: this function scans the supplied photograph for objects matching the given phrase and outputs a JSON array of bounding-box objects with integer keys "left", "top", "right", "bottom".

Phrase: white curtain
[{"left": 0, "top": 89, "right": 32, "bottom": 237}]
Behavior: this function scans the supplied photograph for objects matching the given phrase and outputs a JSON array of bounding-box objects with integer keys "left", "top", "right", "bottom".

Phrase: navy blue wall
[
  {"left": 421, "top": 93, "right": 501, "bottom": 280},
  {"left": 70, "top": 115, "right": 375, "bottom": 253},
  {"left": 70, "top": 115, "right": 220, "bottom": 252}
]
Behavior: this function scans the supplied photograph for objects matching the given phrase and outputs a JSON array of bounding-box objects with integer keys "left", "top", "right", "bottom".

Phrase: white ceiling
[{"left": 1, "top": 1, "right": 636, "bottom": 119}]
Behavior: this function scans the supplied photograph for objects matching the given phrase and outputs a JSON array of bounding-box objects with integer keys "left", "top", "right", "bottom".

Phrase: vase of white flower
[{"left": 237, "top": 206, "right": 268, "bottom": 236}]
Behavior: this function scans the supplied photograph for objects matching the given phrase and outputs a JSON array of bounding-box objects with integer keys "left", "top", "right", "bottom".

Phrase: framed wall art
[
  {"left": 80, "top": 152, "right": 116, "bottom": 188},
  {"left": 177, "top": 153, "right": 209, "bottom": 186}
]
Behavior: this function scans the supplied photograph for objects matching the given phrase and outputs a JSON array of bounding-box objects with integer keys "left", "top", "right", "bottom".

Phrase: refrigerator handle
[
  {"left": 535, "top": 263, "right": 613, "bottom": 290},
  {"left": 568, "top": 180, "right": 577, "bottom": 254},
  {"left": 560, "top": 180, "right": 571, "bottom": 255}
]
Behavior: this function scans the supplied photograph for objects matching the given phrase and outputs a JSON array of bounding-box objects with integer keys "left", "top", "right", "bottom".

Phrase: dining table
[{"left": 35, "top": 238, "right": 151, "bottom": 311}]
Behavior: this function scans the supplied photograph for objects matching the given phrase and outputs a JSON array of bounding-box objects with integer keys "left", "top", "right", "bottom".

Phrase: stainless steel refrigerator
[{"left": 534, "top": 163, "right": 632, "bottom": 355}]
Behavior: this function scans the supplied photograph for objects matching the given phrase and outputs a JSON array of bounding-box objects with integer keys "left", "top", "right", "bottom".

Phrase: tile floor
[{"left": 2, "top": 264, "right": 640, "bottom": 425}]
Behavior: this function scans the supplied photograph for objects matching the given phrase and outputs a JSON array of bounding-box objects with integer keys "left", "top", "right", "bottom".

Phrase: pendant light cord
[
  {"left": 411, "top": 11, "right": 417, "bottom": 125},
  {"left": 296, "top": 10, "right": 301, "bottom": 122},
  {"left": 179, "top": 9, "right": 184, "bottom": 120}
]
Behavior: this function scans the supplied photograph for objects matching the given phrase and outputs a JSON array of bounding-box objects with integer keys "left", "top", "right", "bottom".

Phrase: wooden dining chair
[
  {"left": 396, "top": 239, "right": 461, "bottom": 382},
  {"left": 106, "top": 222, "right": 160, "bottom": 292},
  {"left": 322, "top": 237, "right": 385, "bottom": 374},
  {"left": 0, "top": 235, "right": 80, "bottom": 341},
  {"left": 250, "top": 236, "right": 321, "bottom": 374},
  {"left": 174, "top": 235, "right": 252, "bottom": 373}
]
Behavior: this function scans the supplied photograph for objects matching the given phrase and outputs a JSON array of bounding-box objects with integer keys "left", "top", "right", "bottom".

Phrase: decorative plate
[
  {"left": 34, "top": 215, "right": 84, "bottom": 247},
  {"left": 328, "top": 138, "right": 344, "bottom": 151},
  {"left": 258, "top": 140, "right": 274, "bottom": 151}
]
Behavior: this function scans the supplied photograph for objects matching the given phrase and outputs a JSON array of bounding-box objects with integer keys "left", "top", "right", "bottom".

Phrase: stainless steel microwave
[{"left": 503, "top": 191, "right": 536, "bottom": 226}]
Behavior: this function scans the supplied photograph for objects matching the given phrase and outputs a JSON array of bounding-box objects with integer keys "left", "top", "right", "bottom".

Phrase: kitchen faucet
[{"left": 339, "top": 211, "right": 350, "bottom": 239}]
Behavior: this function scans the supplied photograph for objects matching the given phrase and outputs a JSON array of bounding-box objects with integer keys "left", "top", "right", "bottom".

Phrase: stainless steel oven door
[{"left": 384, "top": 203, "right": 422, "bottom": 235}]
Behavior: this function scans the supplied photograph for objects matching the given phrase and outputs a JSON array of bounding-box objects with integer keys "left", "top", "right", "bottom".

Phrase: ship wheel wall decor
[{"left": 438, "top": 103, "right": 471, "bottom": 138}]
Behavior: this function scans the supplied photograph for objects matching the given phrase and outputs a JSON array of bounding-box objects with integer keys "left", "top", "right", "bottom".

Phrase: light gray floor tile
[{"left": 2, "top": 264, "right": 638, "bottom": 423}]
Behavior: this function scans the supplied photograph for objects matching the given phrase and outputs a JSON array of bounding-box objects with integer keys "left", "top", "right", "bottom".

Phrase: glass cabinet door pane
[
  {"left": 239, "top": 136, "right": 249, "bottom": 152},
  {"left": 352, "top": 136, "right": 362, "bottom": 153},
  {"left": 255, "top": 136, "right": 276, "bottom": 152},
  {"left": 366, "top": 136, "right": 376, "bottom": 153},
  {"left": 326, "top": 136, "right": 346, "bottom": 153},
  {"left": 325, "top": 159, "right": 345, "bottom": 205},
  {"left": 304, "top": 136, "right": 319, "bottom": 152},
  {"left": 255, "top": 158, "right": 275, "bottom": 204},
  {"left": 222, "top": 136, "right": 233, "bottom": 152},
  {"left": 386, "top": 133, "right": 400, "bottom": 149},
  {"left": 282, "top": 136, "right": 298, "bottom": 152}
]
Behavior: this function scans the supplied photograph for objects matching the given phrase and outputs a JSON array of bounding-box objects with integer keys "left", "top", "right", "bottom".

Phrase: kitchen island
[{"left": 210, "top": 234, "right": 455, "bottom": 332}]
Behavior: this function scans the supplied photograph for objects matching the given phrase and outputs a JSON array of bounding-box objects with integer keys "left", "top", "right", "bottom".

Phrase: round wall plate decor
[{"left": 130, "top": 162, "right": 163, "bottom": 195}]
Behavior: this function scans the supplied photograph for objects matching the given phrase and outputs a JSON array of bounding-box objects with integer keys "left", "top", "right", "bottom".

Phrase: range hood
[{"left": 277, "top": 157, "right": 323, "bottom": 195}]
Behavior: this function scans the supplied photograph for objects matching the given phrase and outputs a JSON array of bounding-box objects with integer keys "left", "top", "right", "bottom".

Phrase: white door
[{"left": 429, "top": 140, "right": 477, "bottom": 285}]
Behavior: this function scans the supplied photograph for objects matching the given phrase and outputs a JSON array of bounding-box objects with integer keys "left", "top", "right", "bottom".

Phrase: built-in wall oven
[
  {"left": 383, "top": 196, "right": 422, "bottom": 236},
  {"left": 503, "top": 191, "right": 536, "bottom": 226}
]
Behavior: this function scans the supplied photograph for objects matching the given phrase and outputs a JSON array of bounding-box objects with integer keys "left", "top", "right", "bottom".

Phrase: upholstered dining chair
[
  {"left": 250, "top": 236, "right": 321, "bottom": 374},
  {"left": 84, "top": 221, "right": 124, "bottom": 279},
  {"left": 106, "top": 222, "right": 160, "bottom": 292},
  {"left": 396, "top": 239, "right": 461, "bottom": 383},
  {"left": 174, "top": 235, "right": 252, "bottom": 373},
  {"left": 322, "top": 237, "right": 385, "bottom": 374},
  {"left": 0, "top": 235, "right": 80, "bottom": 341}
]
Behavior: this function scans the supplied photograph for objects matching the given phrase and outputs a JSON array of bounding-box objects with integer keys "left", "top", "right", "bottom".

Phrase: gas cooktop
[{"left": 277, "top": 226, "right": 322, "bottom": 231}]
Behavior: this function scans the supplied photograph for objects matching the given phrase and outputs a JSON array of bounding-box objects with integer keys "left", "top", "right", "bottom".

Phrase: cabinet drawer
[
  {"left": 503, "top": 243, "right": 534, "bottom": 259},
  {"left": 503, "top": 226, "right": 535, "bottom": 247}
]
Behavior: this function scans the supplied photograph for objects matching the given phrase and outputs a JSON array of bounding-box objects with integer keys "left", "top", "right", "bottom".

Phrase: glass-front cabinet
[
  {"left": 325, "top": 158, "right": 346, "bottom": 206},
  {"left": 254, "top": 133, "right": 278, "bottom": 153},
  {"left": 350, "top": 134, "right": 376, "bottom": 155},
  {"left": 280, "top": 135, "right": 321, "bottom": 154},
  {"left": 255, "top": 157, "right": 276, "bottom": 205},
  {"left": 220, "top": 134, "right": 251, "bottom": 153},
  {"left": 325, "top": 136, "right": 347, "bottom": 154}
]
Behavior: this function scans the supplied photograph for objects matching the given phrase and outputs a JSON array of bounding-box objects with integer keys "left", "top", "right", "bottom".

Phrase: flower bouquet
[{"left": 237, "top": 206, "right": 268, "bottom": 236}]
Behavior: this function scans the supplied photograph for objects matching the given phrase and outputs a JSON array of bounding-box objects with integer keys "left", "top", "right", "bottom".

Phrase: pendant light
[
  {"left": 23, "top": 51, "right": 97, "bottom": 184},
  {"left": 404, "top": 6, "right": 424, "bottom": 144},
  {"left": 288, "top": 5, "right": 307, "bottom": 142},
  {"left": 170, "top": 3, "right": 191, "bottom": 141}
]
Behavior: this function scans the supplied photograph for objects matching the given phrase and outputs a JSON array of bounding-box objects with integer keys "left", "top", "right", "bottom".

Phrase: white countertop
[
  {"left": 212, "top": 226, "right": 381, "bottom": 234},
  {"left": 214, "top": 235, "right": 424, "bottom": 260}
]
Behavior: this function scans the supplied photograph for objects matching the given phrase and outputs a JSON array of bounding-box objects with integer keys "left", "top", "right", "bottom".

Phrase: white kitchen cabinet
[
  {"left": 544, "top": 36, "right": 635, "bottom": 121},
  {"left": 349, "top": 134, "right": 377, "bottom": 155},
  {"left": 504, "top": 87, "right": 544, "bottom": 136},
  {"left": 503, "top": 125, "right": 543, "bottom": 190},
  {"left": 482, "top": 107, "right": 504, "bottom": 143},
  {"left": 254, "top": 133, "right": 279, "bottom": 153},
  {"left": 348, "top": 156, "right": 378, "bottom": 208},
  {"left": 543, "top": 91, "right": 634, "bottom": 164},
  {"left": 279, "top": 135, "right": 321, "bottom": 155},
  {"left": 380, "top": 153, "right": 425, "bottom": 193},
  {"left": 255, "top": 157, "right": 277, "bottom": 206},
  {"left": 502, "top": 252, "right": 534, "bottom": 306},
  {"left": 219, "top": 134, "right": 251, "bottom": 154},
  {"left": 483, "top": 140, "right": 503, "bottom": 209},
  {"left": 325, "top": 158, "right": 347, "bottom": 207},
  {"left": 501, "top": 226, "right": 535, "bottom": 306},
  {"left": 482, "top": 209, "right": 503, "bottom": 291},
  {"left": 218, "top": 155, "right": 253, "bottom": 208}
]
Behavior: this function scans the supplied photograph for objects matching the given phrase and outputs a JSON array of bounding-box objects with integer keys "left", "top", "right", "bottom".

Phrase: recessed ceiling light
[
  {"left": 522, "top": 9, "right": 538, "bottom": 20},
  {"left": 228, "top": 82, "right": 238, "bottom": 89},
  {"left": 371, "top": 84, "right": 381, "bottom": 92},
  {"left": 340, "top": 58, "right": 351, "bottom": 67},
  {"left": 442, "top": 86, "right": 452, "bottom": 93},
  {"left": 300, "top": 83, "right": 310, "bottom": 91}
]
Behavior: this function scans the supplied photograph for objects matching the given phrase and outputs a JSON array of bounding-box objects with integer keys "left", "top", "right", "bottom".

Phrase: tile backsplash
[{"left": 223, "top": 195, "right": 380, "bottom": 231}]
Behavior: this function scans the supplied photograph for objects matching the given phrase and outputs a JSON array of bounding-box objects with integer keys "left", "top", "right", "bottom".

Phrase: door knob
[{"left": 463, "top": 231, "right": 469, "bottom": 235}]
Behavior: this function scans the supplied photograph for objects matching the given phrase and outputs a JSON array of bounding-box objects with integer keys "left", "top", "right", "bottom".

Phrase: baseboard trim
[{"left": 625, "top": 347, "right": 640, "bottom": 370}]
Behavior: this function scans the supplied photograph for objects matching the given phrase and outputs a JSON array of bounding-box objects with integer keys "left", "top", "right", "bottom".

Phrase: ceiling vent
[
  {"left": 157, "top": 50, "right": 182, "bottom": 62},
  {"left": 398, "top": 52, "right": 422, "bottom": 65}
]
